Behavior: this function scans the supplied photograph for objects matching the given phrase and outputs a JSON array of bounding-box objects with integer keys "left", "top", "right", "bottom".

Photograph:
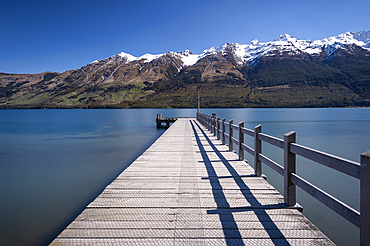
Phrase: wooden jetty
[{"left": 51, "top": 117, "right": 355, "bottom": 246}]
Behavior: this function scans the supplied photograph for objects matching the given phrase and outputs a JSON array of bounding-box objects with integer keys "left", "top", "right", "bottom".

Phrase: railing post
[
  {"left": 211, "top": 115, "right": 214, "bottom": 134},
  {"left": 213, "top": 115, "right": 217, "bottom": 137},
  {"left": 209, "top": 115, "right": 211, "bottom": 131},
  {"left": 217, "top": 117, "right": 220, "bottom": 140},
  {"left": 254, "top": 125, "right": 262, "bottom": 176},
  {"left": 229, "top": 119, "right": 233, "bottom": 151},
  {"left": 208, "top": 116, "right": 211, "bottom": 132},
  {"left": 213, "top": 116, "right": 217, "bottom": 137},
  {"left": 361, "top": 150, "right": 370, "bottom": 246},
  {"left": 284, "top": 131, "right": 296, "bottom": 206},
  {"left": 238, "top": 122, "right": 244, "bottom": 161},
  {"left": 222, "top": 118, "right": 226, "bottom": 145}
]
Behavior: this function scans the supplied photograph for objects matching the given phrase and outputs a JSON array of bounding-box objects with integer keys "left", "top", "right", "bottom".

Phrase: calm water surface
[{"left": 0, "top": 108, "right": 369, "bottom": 246}]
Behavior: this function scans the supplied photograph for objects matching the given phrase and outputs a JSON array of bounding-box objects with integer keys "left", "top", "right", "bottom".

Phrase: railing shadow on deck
[{"left": 190, "top": 120, "right": 290, "bottom": 246}]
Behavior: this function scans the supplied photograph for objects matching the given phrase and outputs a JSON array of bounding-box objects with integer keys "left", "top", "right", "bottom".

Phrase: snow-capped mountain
[
  {"left": 79, "top": 30, "right": 370, "bottom": 88},
  {"left": 90, "top": 30, "right": 370, "bottom": 69},
  {"left": 196, "top": 30, "right": 370, "bottom": 66}
]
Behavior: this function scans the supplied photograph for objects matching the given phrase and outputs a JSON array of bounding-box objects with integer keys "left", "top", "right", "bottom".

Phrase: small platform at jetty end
[
  {"left": 50, "top": 118, "right": 335, "bottom": 245},
  {"left": 156, "top": 113, "right": 177, "bottom": 128}
]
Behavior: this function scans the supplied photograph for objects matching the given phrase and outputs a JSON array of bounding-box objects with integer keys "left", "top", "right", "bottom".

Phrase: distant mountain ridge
[{"left": 1, "top": 30, "right": 370, "bottom": 108}]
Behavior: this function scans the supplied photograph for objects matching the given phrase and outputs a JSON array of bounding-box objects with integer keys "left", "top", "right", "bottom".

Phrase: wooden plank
[{"left": 50, "top": 118, "right": 335, "bottom": 246}]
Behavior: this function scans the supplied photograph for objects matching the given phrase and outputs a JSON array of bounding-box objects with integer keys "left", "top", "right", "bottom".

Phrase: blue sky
[{"left": 1, "top": 0, "right": 369, "bottom": 74}]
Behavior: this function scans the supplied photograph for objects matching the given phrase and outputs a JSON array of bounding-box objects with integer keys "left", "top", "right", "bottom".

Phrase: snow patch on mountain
[
  {"left": 138, "top": 53, "right": 163, "bottom": 63},
  {"left": 351, "top": 30, "right": 370, "bottom": 49},
  {"left": 90, "top": 52, "right": 166, "bottom": 65},
  {"left": 118, "top": 52, "right": 163, "bottom": 63},
  {"left": 201, "top": 43, "right": 230, "bottom": 57},
  {"left": 172, "top": 50, "right": 200, "bottom": 67},
  {"left": 117, "top": 52, "right": 138, "bottom": 62}
]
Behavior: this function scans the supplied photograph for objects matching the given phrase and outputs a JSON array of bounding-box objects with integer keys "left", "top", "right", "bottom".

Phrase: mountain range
[{"left": 1, "top": 30, "right": 370, "bottom": 108}]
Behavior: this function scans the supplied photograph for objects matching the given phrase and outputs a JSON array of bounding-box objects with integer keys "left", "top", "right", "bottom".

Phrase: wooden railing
[{"left": 196, "top": 112, "right": 370, "bottom": 246}]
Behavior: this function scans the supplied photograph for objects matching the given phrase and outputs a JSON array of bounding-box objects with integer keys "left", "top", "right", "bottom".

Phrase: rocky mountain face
[{"left": 1, "top": 30, "right": 370, "bottom": 108}]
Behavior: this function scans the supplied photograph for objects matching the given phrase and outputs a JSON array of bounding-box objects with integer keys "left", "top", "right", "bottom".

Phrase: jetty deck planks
[{"left": 50, "top": 118, "right": 335, "bottom": 245}]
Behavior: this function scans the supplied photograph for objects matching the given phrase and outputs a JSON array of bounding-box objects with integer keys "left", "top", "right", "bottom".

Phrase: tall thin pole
[{"left": 197, "top": 91, "right": 200, "bottom": 113}]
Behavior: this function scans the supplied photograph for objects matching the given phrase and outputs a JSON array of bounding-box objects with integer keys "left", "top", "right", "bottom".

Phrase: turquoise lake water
[{"left": 0, "top": 108, "right": 369, "bottom": 246}]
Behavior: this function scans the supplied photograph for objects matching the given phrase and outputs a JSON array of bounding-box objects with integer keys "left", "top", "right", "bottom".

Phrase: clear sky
[{"left": 1, "top": 0, "right": 369, "bottom": 74}]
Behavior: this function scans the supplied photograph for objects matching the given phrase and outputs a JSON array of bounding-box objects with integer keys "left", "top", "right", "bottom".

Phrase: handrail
[
  {"left": 258, "top": 133, "right": 284, "bottom": 149},
  {"left": 291, "top": 173, "right": 360, "bottom": 227},
  {"left": 242, "top": 142, "right": 254, "bottom": 156},
  {"left": 196, "top": 112, "right": 369, "bottom": 246},
  {"left": 290, "top": 143, "right": 361, "bottom": 179},
  {"left": 258, "top": 153, "right": 284, "bottom": 176},
  {"left": 241, "top": 127, "right": 254, "bottom": 137},
  {"left": 231, "top": 137, "right": 238, "bottom": 145},
  {"left": 231, "top": 124, "right": 239, "bottom": 130}
]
